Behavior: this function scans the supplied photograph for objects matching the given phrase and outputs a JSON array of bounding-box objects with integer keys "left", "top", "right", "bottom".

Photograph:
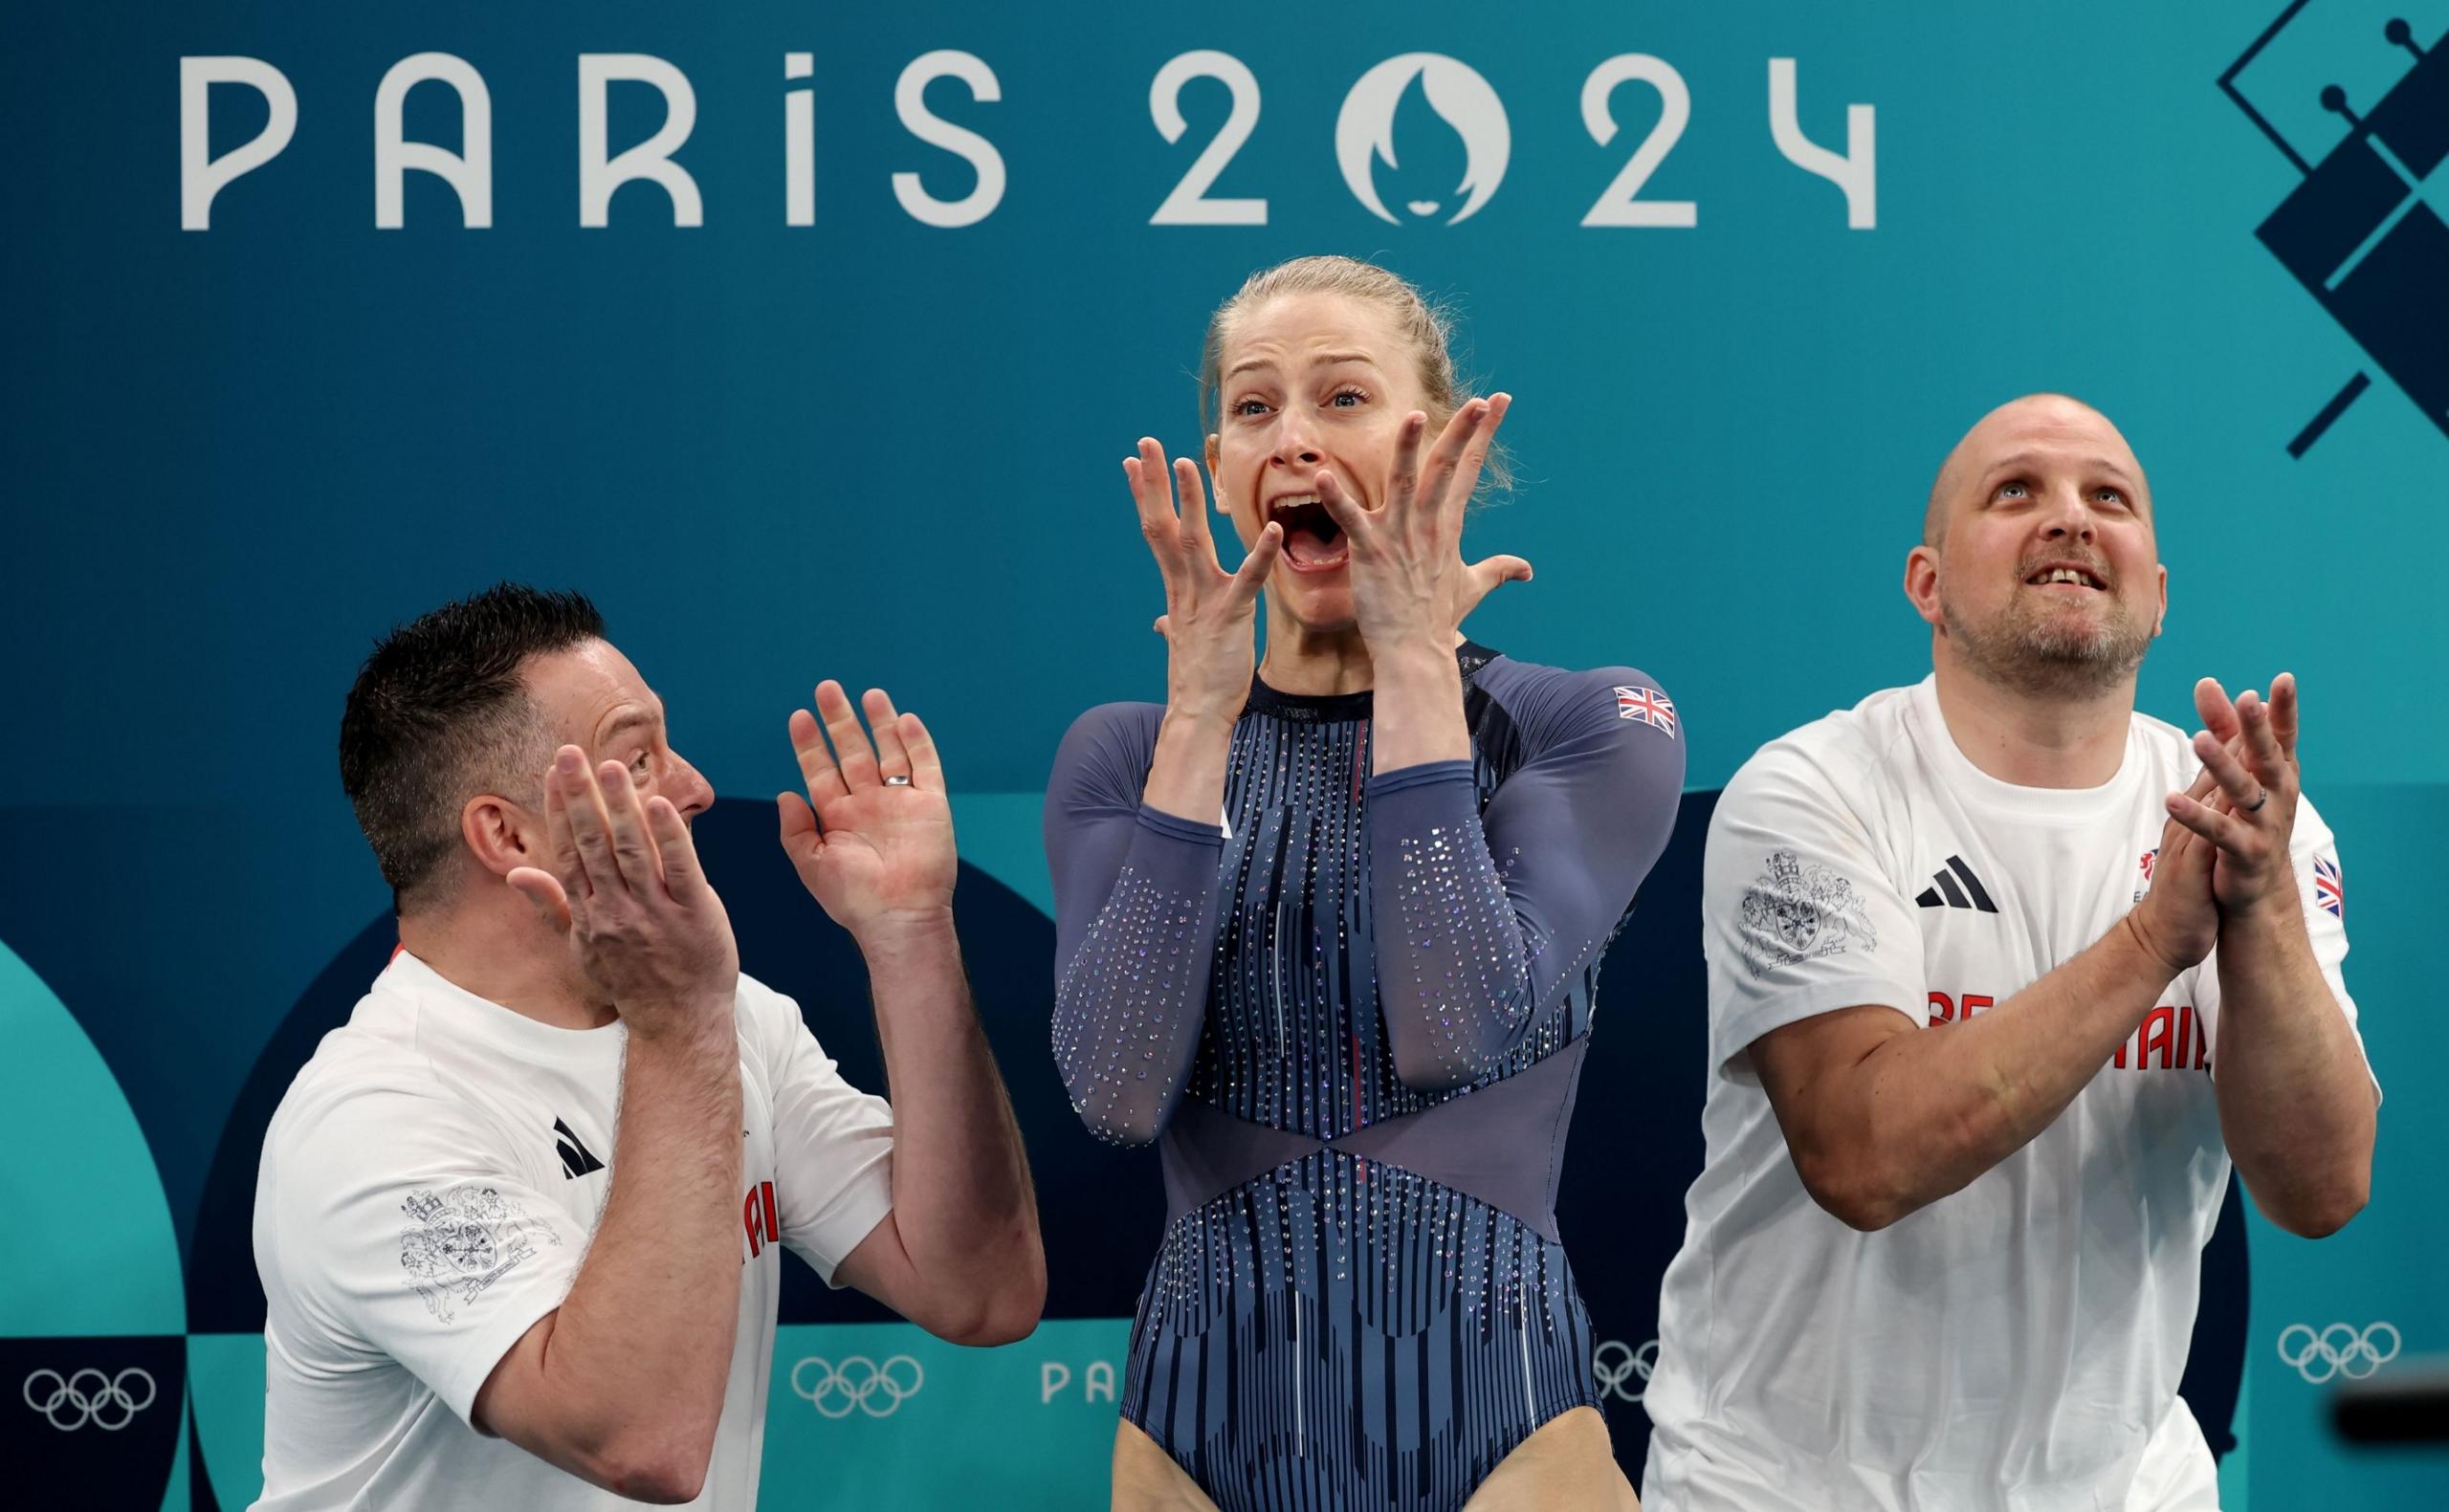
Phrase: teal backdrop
[{"left": 4, "top": 0, "right": 2444, "bottom": 1505}]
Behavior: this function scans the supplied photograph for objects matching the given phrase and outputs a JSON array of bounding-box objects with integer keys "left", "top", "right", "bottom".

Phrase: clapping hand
[{"left": 2167, "top": 674, "right": 2303, "bottom": 919}]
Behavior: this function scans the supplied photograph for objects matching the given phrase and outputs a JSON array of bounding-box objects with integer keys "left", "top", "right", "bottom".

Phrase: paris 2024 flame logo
[{"left": 1335, "top": 55, "right": 1511, "bottom": 225}]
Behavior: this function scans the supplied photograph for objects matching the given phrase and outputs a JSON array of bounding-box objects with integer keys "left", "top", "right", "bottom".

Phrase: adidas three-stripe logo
[
  {"left": 555, "top": 1116, "right": 606, "bottom": 1179},
  {"left": 1915, "top": 855, "right": 1997, "bottom": 912}
]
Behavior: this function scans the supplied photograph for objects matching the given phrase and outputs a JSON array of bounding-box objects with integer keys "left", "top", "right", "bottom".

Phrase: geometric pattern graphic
[{"left": 2225, "top": 4, "right": 2449, "bottom": 453}]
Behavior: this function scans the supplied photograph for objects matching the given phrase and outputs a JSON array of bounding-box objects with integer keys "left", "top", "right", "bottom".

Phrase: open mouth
[
  {"left": 1268, "top": 494, "right": 1349, "bottom": 574},
  {"left": 2024, "top": 563, "right": 2107, "bottom": 592}
]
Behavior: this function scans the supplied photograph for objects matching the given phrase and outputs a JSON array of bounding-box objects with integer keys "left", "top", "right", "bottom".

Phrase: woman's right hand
[{"left": 1127, "top": 437, "right": 1283, "bottom": 721}]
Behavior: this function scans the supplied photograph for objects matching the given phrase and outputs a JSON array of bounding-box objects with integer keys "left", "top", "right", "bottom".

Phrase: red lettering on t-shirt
[
  {"left": 1928, "top": 990, "right": 1997, "bottom": 1026},
  {"left": 741, "top": 1179, "right": 780, "bottom": 1261},
  {"left": 2139, "top": 1004, "right": 2176, "bottom": 1068},
  {"left": 2114, "top": 1006, "right": 2207, "bottom": 1072}
]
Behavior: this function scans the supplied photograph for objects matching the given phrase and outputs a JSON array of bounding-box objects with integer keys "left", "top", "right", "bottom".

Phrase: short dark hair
[{"left": 340, "top": 583, "right": 605, "bottom": 912}]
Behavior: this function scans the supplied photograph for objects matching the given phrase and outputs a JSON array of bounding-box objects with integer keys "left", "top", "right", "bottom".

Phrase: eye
[
  {"left": 2094, "top": 487, "right": 2127, "bottom": 507},
  {"left": 630, "top": 750, "right": 653, "bottom": 777},
  {"left": 1327, "top": 386, "right": 1367, "bottom": 409},
  {"left": 1997, "top": 480, "right": 2031, "bottom": 500}
]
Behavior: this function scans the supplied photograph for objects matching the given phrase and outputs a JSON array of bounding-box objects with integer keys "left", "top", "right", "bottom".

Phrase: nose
[
  {"left": 2039, "top": 482, "right": 2096, "bottom": 544},
  {"left": 665, "top": 750, "right": 717, "bottom": 820},
  {"left": 1269, "top": 406, "right": 1322, "bottom": 471}
]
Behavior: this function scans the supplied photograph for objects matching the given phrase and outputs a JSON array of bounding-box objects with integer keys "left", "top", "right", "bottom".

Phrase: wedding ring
[
  {"left": 2248, "top": 786, "right": 2268, "bottom": 813},
  {"left": 884, "top": 775, "right": 913, "bottom": 787}
]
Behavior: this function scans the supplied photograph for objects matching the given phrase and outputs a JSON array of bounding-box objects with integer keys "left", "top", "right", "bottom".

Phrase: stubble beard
[{"left": 1941, "top": 586, "right": 2151, "bottom": 700}]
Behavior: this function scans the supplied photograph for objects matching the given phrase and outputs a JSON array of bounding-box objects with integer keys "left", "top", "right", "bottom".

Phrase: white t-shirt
[
  {"left": 251, "top": 952, "right": 896, "bottom": 1511},
  {"left": 1642, "top": 677, "right": 2368, "bottom": 1512}
]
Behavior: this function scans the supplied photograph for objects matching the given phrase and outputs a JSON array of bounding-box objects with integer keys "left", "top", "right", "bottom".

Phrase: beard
[{"left": 1940, "top": 584, "right": 2151, "bottom": 699}]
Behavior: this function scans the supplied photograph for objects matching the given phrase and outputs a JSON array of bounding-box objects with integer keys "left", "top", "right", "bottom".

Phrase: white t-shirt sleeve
[
  {"left": 264, "top": 1084, "right": 588, "bottom": 1428},
  {"left": 1705, "top": 741, "right": 1928, "bottom": 1080},
  {"left": 741, "top": 976, "right": 897, "bottom": 1284},
  {"left": 2192, "top": 792, "right": 2376, "bottom": 1096}
]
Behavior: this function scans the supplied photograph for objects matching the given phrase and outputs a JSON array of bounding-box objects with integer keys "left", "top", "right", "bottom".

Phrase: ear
[
  {"left": 1205, "top": 433, "right": 1226, "bottom": 513},
  {"left": 1903, "top": 544, "right": 1945, "bottom": 630},
  {"left": 2151, "top": 561, "right": 2169, "bottom": 639},
  {"left": 460, "top": 792, "right": 539, "bottom": 883}
]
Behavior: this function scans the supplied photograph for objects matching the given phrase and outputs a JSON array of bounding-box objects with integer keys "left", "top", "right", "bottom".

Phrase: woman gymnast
[{"left": 1047, "top": 255, "right": 1683, "bottom": 1510}]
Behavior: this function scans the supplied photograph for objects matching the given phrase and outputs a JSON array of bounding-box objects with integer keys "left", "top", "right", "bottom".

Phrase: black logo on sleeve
[
  {"left": 553, "top": 1117, "right": 606, "bottom": 1179},
  {"left": 1915, "top": 856, "right": 1997, "bottom": 912}
]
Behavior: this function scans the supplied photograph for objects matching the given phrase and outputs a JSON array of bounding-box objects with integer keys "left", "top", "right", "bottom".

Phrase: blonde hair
[{"left": 1197, "top": 255, "right": 1511, "bottom": 493}]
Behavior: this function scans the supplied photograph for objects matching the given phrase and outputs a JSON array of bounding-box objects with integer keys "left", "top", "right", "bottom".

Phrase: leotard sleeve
[
  {"left": 1043, "top": 703, "right": 1226, "bottom": 1146},
  {"left": 1365, "top": 666, "right": 1685, "bottom": 1089}
]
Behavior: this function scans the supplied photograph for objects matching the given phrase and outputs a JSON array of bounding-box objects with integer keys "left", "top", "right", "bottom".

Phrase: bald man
[{"left": 1640, "top": 396, "right": 2376, "bottom": 1511}]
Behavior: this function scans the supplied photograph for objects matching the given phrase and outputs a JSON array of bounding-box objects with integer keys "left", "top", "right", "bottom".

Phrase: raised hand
[
  {"left": 1129, "top": 438, "right": 1282, "bottom": 720},
  {"left": 506, "top": 747, "right": 739, "bottom": 1041},
  {"left": 1312, "top": 393, "right": 1531, "bottom": 654},
  {"left": 780, "top": 680, "right": 958, "bottom": 940},
  {"left": 2168, "top": 673, "right": 2303, "bottom": 918}
]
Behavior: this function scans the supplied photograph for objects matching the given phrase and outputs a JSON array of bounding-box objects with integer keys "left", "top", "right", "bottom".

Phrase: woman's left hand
[{"left": 1314, "top": 393, "right": 1531, "bottom": 655}]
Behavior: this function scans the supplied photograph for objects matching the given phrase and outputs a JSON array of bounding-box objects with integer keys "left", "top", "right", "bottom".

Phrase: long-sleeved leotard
[{"left": 1047, "top": 645, "right": 1683, "bottom": 1511}]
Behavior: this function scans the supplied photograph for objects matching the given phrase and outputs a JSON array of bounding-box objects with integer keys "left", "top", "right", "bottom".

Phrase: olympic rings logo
[
  {"left": 1593, "top": 1338, "right": 1658, "bottom": 1404},
  {"left": 789, "top": 1354, "right": 924, "bottom": 1419},
  {"left": 21, "top": 1369, "right": 157, "bottom": 1432},
  {"left": 2276, "top": 1323, "right": 2400, "bottom": 1384}
]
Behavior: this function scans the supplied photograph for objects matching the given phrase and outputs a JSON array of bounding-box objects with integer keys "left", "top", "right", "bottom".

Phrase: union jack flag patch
[
  {"left": 1615, "top": 685, "right": 1676, "bottom": 736},
  {"left": 2314, "top": 855, "right": 2344, "bottom": 919}
]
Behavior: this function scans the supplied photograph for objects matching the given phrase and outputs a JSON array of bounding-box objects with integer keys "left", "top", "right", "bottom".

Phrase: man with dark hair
[
  {"left": 335, "top": 584, "right": 610, "bottom": 912},
  {"left": 253, "top": 582, "right": 1044, "bottom": 1509},
  {"left": 1642, "top": 397, "right": 2376, "bottom": 1510}
]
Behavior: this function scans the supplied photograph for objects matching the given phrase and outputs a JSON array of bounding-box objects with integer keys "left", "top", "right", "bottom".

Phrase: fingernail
[{"left": 557, "top": 749, "right": 582, "bottom": 774}]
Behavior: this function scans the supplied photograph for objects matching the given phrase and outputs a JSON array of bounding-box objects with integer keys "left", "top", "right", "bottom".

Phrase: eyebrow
[
  {"left": 1981, "top": 453, "right": 2140, "bottom": 487},
  {"left": 1223, "top": 351, "right": 1381, "bottom": 382},
  {"left": 597, "top": 705, "right": 663, "bottom": 744}
]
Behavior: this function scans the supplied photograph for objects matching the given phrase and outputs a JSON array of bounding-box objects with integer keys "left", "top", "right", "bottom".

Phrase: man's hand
[
  {"left": 2125, "top": 757, "right": 2224, "bottom": 977},
  {"left": 489, "top": 746, "right": 744, "bottom": 1501},
  {"left": 780, "top": 681, "right": 958, "bottom": 940},
  {"left": 506, "top": 746, "right": 739, "bottom": 1041},
  {"left": 2171, "top": 673, "right": 2303, "bottom": 919}
]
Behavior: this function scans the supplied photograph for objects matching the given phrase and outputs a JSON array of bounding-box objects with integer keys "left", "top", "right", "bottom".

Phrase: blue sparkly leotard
[{"left": 1046, "top": 645, "right": 1684, "bottom": 1511}]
